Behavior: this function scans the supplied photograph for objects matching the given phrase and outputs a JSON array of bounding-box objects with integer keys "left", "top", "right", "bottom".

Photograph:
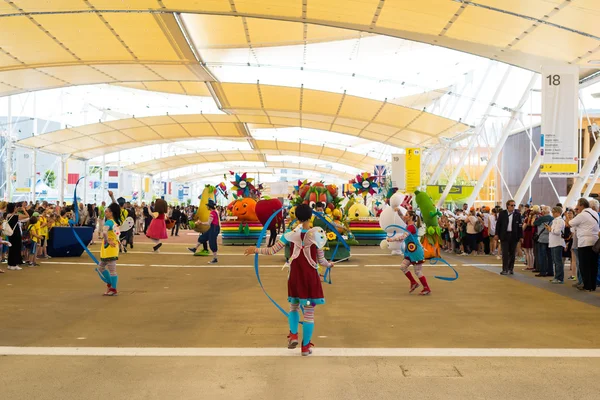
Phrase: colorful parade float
[
  {"left": 221, "top": 172, "right": 264, "bottom": 245},
  {"left": 285, "top": 180, "right": 355, "bottom": 260},
  {"left": 346, "top": 172, "right": 387, "bottom": 246}
]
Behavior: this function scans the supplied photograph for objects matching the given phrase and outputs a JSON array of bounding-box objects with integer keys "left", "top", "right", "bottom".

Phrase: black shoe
[
  {"left": 209, "top": 258, "right": 218, "bottom": 264},
  {"left": 509, "top": 271, "right": 514, "bottom": 275},
  {"left": 153, "top": 243, "right": 163, "bottom": 252},
  {"left": 535, "top": 273, "right": 545, "bottom": 277},
  {"left": 500, "top": 271, "right": 508, "bottom": 275},
  {"left": 130, "top": 243, "right": 133, "bottom": 249}
]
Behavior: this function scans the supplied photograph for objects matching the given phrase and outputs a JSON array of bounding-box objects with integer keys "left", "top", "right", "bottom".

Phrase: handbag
[
  {"left": 2, "top": 215, "right": 14, "bottom": 237},
  {"left": 581, "top": 210, "right": 600, "bottom": 254}
]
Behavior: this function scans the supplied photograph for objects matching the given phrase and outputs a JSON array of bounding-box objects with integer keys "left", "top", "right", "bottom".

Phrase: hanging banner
[
  {"left": 540, "top": 65, "right": 579, "bottom": 176},
  {"left": 144, "top": 177, "right": 150, "bottom": 193},
  {"left": 405, "top": 148, "right": 421, "bottom": 194},
  {"left": 391, "top": 154, "right": 405, "bottom": 190}
]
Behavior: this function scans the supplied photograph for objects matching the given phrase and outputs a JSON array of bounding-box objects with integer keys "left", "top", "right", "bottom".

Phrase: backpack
[
  {"left": 22, "top": 225, "right": 32, "bottom": 246},
  {"left": 2, "top": 216, "right": 14, "bottom": 237},
  {"left": 474, "top": 219, "right": 484, "bottom": 233}
]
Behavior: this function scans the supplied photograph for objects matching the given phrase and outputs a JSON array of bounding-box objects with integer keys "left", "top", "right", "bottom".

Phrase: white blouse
[
  {"left": 548, "top": 217, "right": 565, "bottom": 248},
  {"left": 569, "top": 209, "right": 600, "bottom": 248}
]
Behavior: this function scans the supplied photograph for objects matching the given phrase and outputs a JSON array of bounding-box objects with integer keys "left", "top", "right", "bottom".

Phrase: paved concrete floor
[{"left": 1, "top": 238, "right": 599, "bottom": 399}]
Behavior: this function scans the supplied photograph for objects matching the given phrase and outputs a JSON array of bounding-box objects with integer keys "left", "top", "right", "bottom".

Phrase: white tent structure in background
[{"left": 34, "top": 179, "right": 58, "bottom": 201}]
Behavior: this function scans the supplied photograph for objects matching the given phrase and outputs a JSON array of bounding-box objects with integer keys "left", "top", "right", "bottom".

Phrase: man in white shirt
[{"left": 566, "top": 198, "right": 599, "bottom": 291}]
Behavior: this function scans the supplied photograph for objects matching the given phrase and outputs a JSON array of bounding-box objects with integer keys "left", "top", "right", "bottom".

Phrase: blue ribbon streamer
[
  {"left": 312, "top": 211, "right": 350, "bottom": 284},
  {"left": 68, "top": 177, "right": 100, "bottom": 265},
  {"left": 385, "top": 224, "right": 458, "bottom": 281},
  {"left": 254, "top": 207, "right": 351, "bottom": 319},
  {"left": 254, "top": 207, "right": 289, "bottom": 318}
]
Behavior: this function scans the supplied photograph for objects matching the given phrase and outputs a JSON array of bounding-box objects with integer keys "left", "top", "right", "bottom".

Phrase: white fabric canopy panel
[
  {"left": 123, "top": 141, "right": 381, "bottom": 174},
  {"left": 172, "top": 162, "right": 355, "bottom": 183},
  {"left": 213, "top": 82, "right": 469, "bottom": 147},
  {"left": 15, "top": 87, "right": 469, "bottom": 158},
  {"left": 0, "top": 0, "right": 598, "bottom": 102}
]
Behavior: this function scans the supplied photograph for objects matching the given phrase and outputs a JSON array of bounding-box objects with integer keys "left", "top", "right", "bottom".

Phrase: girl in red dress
[
  {"left": 245, "top": 204, "right": 332, "bottom": 356},
  {"left": 146, "top": 198, "right": 168, "bottom": 252}
]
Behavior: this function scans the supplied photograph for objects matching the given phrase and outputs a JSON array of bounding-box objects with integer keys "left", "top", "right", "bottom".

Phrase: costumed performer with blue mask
[
  {"left": 387, "top": 209, "right": 431, "bottom": 295},
  {"left": 244, "top": 204, "right": 333, "bottom": 356},
  {"left": 95, "top": 202, "right": 122, "bottom": 296}
]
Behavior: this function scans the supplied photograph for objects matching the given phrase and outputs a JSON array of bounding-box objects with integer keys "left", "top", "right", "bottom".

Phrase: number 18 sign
[{"left": 540, "top": 65, "right": 579, "bottom": 176}]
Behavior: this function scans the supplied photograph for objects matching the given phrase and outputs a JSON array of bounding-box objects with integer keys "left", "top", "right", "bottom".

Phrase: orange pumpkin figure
[{"left": 232, "top": 198, "right": 258, "bottom": 222}]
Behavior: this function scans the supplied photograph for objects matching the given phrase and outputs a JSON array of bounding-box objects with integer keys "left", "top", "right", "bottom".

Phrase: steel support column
[
  {"left": 30, "top": 150, "right": 37, "bottom": 203},
  {"left": 583, "top": 165, "right": 600, "bottom": 198},
  {"left": 83, "top": 161, "right": 88, "bottom": 204},
  {"left": 466, "top": 73, "right": 539, "bottom": 207},
  {"left": 58, "top": 156, "right": 66, "bottom": 204},
  {"left": 565, "top": 139, "right": 600, "bottom": 206},
  {"left": 437, "top": 135, "right": 478, "bottom": 208},
  {"left": 101, "top": 155, "right": 106, "bottom": 203},
  {"left": 437, "top": 65, "right": 514, "bottom": 207},
  {"left": 428, "top": 148, "right": 452, "bottom": 185},
  {"left": 513, "top": 149, "right": 543, "bottom": 205}
]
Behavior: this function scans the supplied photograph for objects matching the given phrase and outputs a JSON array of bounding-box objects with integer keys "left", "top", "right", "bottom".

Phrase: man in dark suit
[
  {"left": 494, "top": 199, "right": 523, "bottom": 275},
  {"left": 171, "top": 206, "right": 181, "bottom": 237}
]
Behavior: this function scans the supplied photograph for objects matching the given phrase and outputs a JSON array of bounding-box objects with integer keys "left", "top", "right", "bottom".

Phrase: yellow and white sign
[
  {"left": 405, "top": 148, "right": 421, "bottom": 194},
  {"left": 540, "top": 65, "right": 579, "bottom": 176}
]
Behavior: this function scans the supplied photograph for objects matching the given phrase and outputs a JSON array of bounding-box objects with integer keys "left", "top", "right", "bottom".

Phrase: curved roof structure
[
  {"left": 172, "top": 162, "right": 355, "bottom": 183},
  {"left": 1, "top": 2, "right": 599, "bottom": 98},
  {"left": 124, "top": 145, "right": 379, "bottom": 175},
  {"left": 16, "top": 87, "right": 469, "bottom": 158}
]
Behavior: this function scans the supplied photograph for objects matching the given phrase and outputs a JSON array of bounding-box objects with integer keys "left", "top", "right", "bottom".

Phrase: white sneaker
[{"left": 8, "top": 266, "right": 22, "bottom": 271}]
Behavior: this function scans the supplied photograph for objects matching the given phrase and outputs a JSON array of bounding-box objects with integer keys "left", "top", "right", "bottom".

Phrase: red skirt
[
  {"left": 288, "top": 241, "right": 325, "bottom": 305},
  {"left": 522, "top": 226, "right": 534, "bottom": 248},
  {"left": 146, "top": 215, "right": 168, "bottom": 240}
]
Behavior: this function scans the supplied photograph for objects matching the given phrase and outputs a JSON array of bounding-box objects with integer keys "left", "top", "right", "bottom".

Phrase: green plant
[
  {"left": 43, "top": 170, "right": 56, "bottom": 188},
  {"left": 89, "top": 166, "right": 102, "bottom": 179}
]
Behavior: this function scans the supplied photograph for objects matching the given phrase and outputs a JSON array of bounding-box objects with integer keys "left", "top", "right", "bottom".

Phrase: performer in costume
[
  {"left": 244, "top": 204, "right": 333, "bottom": 356},
  {"left": 146, "top": 198, "right": 168, "bottom": 252},
  {"left": 95, "top": 202, "right": 121, "bottom": 296},
  {"left": 188, "top": 199, "right": 220, "bottom": 264},
  {"left": 388, "top": 210, "right": 431, "bottom": 295}
]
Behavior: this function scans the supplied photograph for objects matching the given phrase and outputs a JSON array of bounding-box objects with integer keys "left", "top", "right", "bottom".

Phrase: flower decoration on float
[
  {"left": 351, "top": 172, "right": 380, "bottom": 196},
  {"left": 230, "top": 171, "right": 256, "bottom": 198}
]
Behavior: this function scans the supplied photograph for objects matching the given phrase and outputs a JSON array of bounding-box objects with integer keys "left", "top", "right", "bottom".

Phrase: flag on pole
[
  {"left": 373, "top": 165, "right": 387, "bottom": 185},
  {"left": 67, "top": 173, "right": 80, "bottom": 185}
]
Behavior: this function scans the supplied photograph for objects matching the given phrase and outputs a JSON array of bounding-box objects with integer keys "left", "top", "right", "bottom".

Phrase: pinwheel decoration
[
  {"left": 352, "top": 172, "right": 379, "bottom": 196},
  {"left": 230, "top": 171, "right": 256, "bottom": 198}
]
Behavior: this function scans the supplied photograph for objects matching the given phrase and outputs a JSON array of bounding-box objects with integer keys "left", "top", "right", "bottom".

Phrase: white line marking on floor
[
  {"left": 466, "top": 264, "right": 503, "bottom": 267},
  {"left": 42, "top": 261, "right": 145, "bottom": 267},
  {"left": 149, "top": 264, "right": 359, "bottom": 268},
  {"left": 2, "top": 347, "right": 600, "bottom": 357},
  {"left": 365, "top": 264, "right": 459, "bottom": 267},
  {"left": 87, "top": 250, "right": 398, "bottom": 256}
]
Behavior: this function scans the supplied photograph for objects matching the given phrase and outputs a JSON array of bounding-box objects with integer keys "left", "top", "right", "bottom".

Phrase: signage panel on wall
[
  {"left": 540, "top": 65, "right": 579, "bottom": 176},
  {"left": 405, "top": 148, "right": 421, "bottom": 194},
  {"left": 391, "top": 154, "right": 405, "bottom": 190}
]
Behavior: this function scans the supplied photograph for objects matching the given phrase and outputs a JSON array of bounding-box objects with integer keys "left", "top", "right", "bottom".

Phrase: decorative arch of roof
[{"left": 1, "top": 1, "right": 599, "bottom": 99}]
